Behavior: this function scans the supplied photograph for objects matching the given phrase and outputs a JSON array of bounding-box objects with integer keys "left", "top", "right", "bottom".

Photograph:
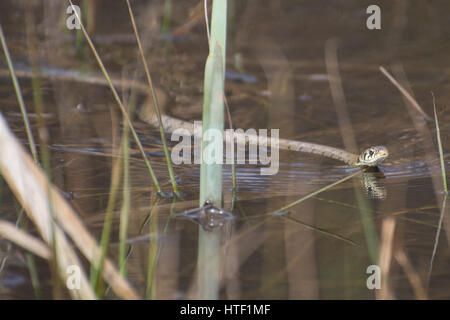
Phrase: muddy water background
[{"left": 0, "top": 0, "right": 450, "bottom": 299}]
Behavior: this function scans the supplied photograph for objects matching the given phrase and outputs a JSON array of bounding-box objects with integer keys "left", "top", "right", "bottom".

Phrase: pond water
[{"left": 0, "top": 0, "right": 449, "bottom": 299}]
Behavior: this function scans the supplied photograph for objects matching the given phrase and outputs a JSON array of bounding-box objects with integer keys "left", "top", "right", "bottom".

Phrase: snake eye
[{"left": 358, "top": 146, "right": 388, "bottom": 167}]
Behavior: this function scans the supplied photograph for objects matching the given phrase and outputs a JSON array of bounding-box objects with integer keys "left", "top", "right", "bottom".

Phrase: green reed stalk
[
  {"left": 269, "top": 170, "right": 362, "bottom": 214},
  {"left": 67, "top": 0, "right": 162, "bottom": 194},
  {"left": 428, "top": 95, "right": 449, "bottom": 281},
  {"left": 145, "top": 199, "right": 160, "bottom": 299},
  {"left": 90, "top": 141, "right": 123, "bottom": 297},
  {"left": 428, "top": 194, "right": 447, "bottom": 281},
  {"left": 0, "top": 24, "right": 38, "bottom": 163},
  {"left": 354, "top": 188, "right": 379, "bottom": 264},
  {"left": 118, "top": 84, "right": 138, "bottom": 276},
  {"left": 4, "top": 8, "right": 51, "bottom": 298},
  {"left": 197, "top": 0, "right": 227, "bottom": 300},
  {"left": 22, "top": 219, "right": 42, "bottom": 299},
  {"left": 24, "top": 9, "right": 59, "bottom": 297},
  {"left": 125, "top": 0, "right": 179, "bottom": 196},
  {"left": 145, "top": 197, "right": 180, "bottom": 299},
  {"left": 432, "top": 94, "right": 448, "bottom": 194},
  {"left": 224, "top": 96, "right": 237, "bottom": 206},
  {"left": 162, "top": 0, "right": 172, "bottom": 34}
]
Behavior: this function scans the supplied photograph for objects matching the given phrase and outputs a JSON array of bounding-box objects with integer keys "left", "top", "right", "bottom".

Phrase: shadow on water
[{"left": 0, "top": 0, "right": 450, "bottom": 299}]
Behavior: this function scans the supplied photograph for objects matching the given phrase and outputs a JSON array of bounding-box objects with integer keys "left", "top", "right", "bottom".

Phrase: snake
[{"left": 0, "top": 66, "right": 389, "bottom": 167}]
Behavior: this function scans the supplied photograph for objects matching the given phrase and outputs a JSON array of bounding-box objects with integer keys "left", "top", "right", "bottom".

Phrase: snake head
[{"left": 356, "top": 146, "right": 389, "bottom": 167}]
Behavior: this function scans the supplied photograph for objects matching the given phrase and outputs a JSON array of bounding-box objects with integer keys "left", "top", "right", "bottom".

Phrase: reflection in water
[
  {"left": 361, "top": 170, "right": 387, "bottom": 200},
  {"left": 174, "top": 200, "right": 234, "bottom": 232}
]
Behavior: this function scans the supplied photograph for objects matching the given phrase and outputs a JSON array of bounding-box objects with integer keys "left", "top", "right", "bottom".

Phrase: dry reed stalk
[
  {"left": 0, "top": 220, "right": 51, "bottom": 260},
  {"left": 379, "top": 66, "right": 430, "bottom": 120},
  {"left": 395, "top": 249, "right": 427, "bottom": 300},
  {"left": 0, "top": 113, "right": 139, "bottom": 299},
  {"left": 0, "top": 114, "right": 95, "bottom": 299},
  {"left": 377, "top": 216, "right": 396, "bottom": 300}
]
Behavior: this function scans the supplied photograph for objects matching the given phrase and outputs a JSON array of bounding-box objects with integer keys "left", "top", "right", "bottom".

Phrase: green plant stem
[
  {"left": 0, "top": 24, "right": 38, "bottom": 162},
  {"left": 119, "top": 108, "right": 132, "bottom": 277},
  {"left": 125, "top": 0, "right": 179, "bottom": 196},
  {"left": 432, "top": 93, "right": 448, "bottom": 194},
  {"left": 90, "top": 143, "right": 123, "bottom": 297},
  {"left": 269, "top": 170, "right": 362, "bottom": 215},
  {"left": 197, "top": 0, "right": 227, "bottom": 300},
  {"left": 67, "top": 0, "right": 162, "bottom": 194}
]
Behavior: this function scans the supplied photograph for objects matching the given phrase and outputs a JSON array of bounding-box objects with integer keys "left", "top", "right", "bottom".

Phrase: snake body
[
  {"left": 139, "top": 105, "right": 361, "bottom": 165},
  {"left": 1, "top": 66, "right": 388, "bottom": 167}
]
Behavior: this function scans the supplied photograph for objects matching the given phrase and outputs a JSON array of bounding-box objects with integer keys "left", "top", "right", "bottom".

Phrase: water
[{"left": 0, "top": 0, "right": 449, "bottom": 299}]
